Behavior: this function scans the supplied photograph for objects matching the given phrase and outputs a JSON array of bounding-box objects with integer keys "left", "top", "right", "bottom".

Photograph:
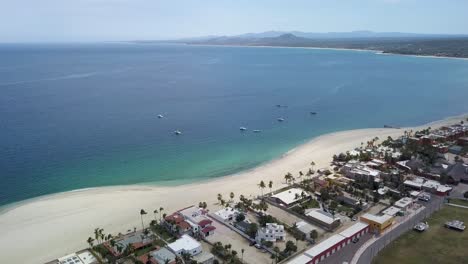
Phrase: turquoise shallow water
[{"left": 1, "top": 43, "right": 468, "bottom": 206}]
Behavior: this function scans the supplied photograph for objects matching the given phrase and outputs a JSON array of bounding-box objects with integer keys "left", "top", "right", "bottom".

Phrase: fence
[{"left": 352, "top": 197, "right": 445, "bottom": 264}]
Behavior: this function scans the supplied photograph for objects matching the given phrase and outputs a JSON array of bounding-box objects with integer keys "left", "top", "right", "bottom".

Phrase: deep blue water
[{"left": 1, "top": 43, "right": 468, "bottom": 206}]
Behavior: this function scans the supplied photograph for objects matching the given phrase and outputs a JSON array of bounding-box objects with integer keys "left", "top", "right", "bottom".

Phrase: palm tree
[
  {"left": 230, "top": 192, "right": 235, "bottom": 202},
  {"left": 241, "top": 248, "right": 245, "bottom": 263},
  {"left": 258, "top": 181, "right": 266, "bottom": 197},
  {"left": 140, "top": 209, "right": 148, "bottom": 231},
  {"left": 94, "top": 228, "right": 100, "bottom": 244},
  {"left": 273, "top": 246, "right": 280, "bottom": 264},
  {"left": 284, "top": 172, "right": 293, "bottom": 185},
  {"left": 310, "top": 161, "right": 316, "bottom": 171},
  {"left": 87, "top": 237, "right": 95, "bottom": 248},
  {"left": 268, "top": 181, "right": 273, "bottom": 195},
  {"left": 159, "top": 207, "right": 164, "bottom": 222}
]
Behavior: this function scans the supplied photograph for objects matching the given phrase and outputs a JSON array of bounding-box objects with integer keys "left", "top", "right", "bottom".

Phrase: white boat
[
  {"left": 174, "top": 130, "right": 182, "bottom": 135},
  {"left": 277, "top": 117, "right": 285, "bottom": 122},
  {"left": 240, "top": 127, "right": 247, "bottom": 131},
  {"left": 157, "top": 114, "right": 164, "bottom": 118},
  {"left": 253, "top": 130, "right": 262, "bottom": 133}
]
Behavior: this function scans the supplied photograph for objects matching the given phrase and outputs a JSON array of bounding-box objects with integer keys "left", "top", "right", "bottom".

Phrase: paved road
[{"left": 320, "top": 233, "right": 372, "bottom": 264}]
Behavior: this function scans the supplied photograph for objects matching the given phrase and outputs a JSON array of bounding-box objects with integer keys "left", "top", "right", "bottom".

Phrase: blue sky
[{"left": 1, "top": 0, "right": 467, "bottom": 42}]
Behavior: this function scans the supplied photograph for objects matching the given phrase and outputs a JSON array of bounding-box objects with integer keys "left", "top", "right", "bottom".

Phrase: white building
[
  {"left": 382, "top": 206, "right": 401, "bottom": 216},
  {"left": 394, "top": 197, "right": 413, "bottom": 211},
  {"left": 168, "top": 234, "right": 202, "bottom": 257},
  {"left": 271, "top": 188, "right": 310, "bottom": 206},
  {"left": 57, "top": 250, "right": 98, "bottom": 264},
  {"left": 212, "top": 207, "right": 239, "bottom": 222},
  {"left": 256, "top": 223, "right": 285, "bottom": 243},
  {"left": 306, "top": 209, "right": 340, "bottom": 229}
]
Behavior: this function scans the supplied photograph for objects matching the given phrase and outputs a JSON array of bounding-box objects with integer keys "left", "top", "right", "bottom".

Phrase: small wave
[{"left": 0, "top": 72, "right": 98, "bottom": 87}]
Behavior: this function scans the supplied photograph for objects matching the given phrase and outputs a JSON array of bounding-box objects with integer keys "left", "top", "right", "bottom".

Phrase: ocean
[{"left": 1, "top": 43, "right": 468, "bottom": 206}]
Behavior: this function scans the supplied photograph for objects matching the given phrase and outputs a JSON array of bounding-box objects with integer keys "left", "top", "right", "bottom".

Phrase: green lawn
[
  {"left": 448, "top": 198, "right": 468, "bottom": 207},
  {"left": 373, "top": 206, "right": 468, "bottom": 264}
]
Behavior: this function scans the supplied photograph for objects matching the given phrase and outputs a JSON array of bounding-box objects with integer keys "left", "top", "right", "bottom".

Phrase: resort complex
[{"left": 41, "top": 120, "right": 468, "bottom": 264}]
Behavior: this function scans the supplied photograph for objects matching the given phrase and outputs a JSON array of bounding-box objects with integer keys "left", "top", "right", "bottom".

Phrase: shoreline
[
  {"left": 186, "top": 43, "right": 468, "bottom": 61},
  {"left": 0, "top": 113, "right": 467, "bottom": 264}
]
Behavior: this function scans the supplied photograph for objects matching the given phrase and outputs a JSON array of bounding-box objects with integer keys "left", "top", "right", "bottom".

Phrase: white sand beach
[{"left": 0, "top": 115, "right": 466, "bottom": 264}]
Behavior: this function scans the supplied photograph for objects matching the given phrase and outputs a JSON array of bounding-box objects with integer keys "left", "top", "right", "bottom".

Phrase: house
[
  {"left": 104, "top": 231, "right": 153, "bottom": 257},
  {"left": 271, "top": 188, "right": 310, "bottom": 207},
  {"left": 458, "top": 137, "right": 468, "bottom": 146},
  {"left": 448, "top": 145, "right": 463, "bottom": 155},
  {"left": 168, "top": 234, "right": 202, "bottom": 257},
  {"left": 164, "top": 212, "right": 193, "bottom": 237},
  {"left": 360, "top": 213, "right": 394, "bottom": 233},
  {"left": 179, "top": 206, "right": 216, "bottom": 238},
  {"left": 164, "top": 206, "right": 216, "bottom": 238},
  {"left": 49, "top": 250, "right": 98, "bottom": 264},
  {"left": 446, "top": 162, "right": 468, "bottom": 184},
  {"left": 306, "top": 209, "right": 340, "bottom": 230},
  {"left": 212, "top": 207, "right": 239, "bottom": 222},
  {"left": 150, "top": 247, "right": 176, "bottom": 264},
  {"left": 341, "top": 161, "right": 381, "bottom": 182},
  {"left": 286, "top": 222, "right": 369, "bottom": 264},
  {"left": 394, "top": 197, "right": 413, "bottom": 211},
  {"left": 382, "top": 206, "right": 402, "bottom": 216},
  {"left": 234, "top": 219, "right": 252, "bottom": 233},
  {"left": 256, "top": 223, "right": 285, "bottom": 243}
]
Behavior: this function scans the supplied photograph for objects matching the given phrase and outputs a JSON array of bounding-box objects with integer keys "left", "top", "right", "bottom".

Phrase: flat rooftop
[
  {"left": 304, "top": 234, "right": 345, "bottom": 258},
  {"left": 287, "top": 254, "right": 313, "bottom": 264},
  {"left": 272, "top": 188, "right": 309, "bottom": 205},
  {"left": 306, "top": 209, "right": 338, "bottom": 225},
  {"left": 168, "top": 234, "right": 201, "bottom": 253},
  {"left": 361, "top": 213, "right": 393, "bottom": 224},
  {"left": 382, "top": 206, "right": 401, "bottom": 216},
  {"left": 339, "top": 222, "right": 369, "bottom": 238}
]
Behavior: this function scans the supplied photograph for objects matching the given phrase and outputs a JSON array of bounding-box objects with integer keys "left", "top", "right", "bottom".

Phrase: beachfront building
[
  {"left": 271, "top": 188, "right": 310, "bottom": 207},
  {"left": 360, "top": 213, "right": 394, "bottom": 233},
  {"left": 47, "top": 250, "right": 98, "bottom": 264},
  {"left": 168, "top": 234, "right": 203, "bottom": 257},
  {"left": 164, "top": 211, "right": 193, "bottom": 237},
  {"left": 341, "top": 161, "right": 381, "bottom": 183},
  {"left": 306, "top": 209, "right": 341, "bottom": 230},
  {"left": 165, "top": 206, "right": 216, "bottom": 238},
  {"left": 286, "top": 222, "right": 369, "bottom": 264},
  {"left": 256, "top": 223, "right": 285, "bottom": 243},
  {"left": 104, "top": 230, "right": 153, "bottom": 257},
  {"left": 212, "top": 207, "right": 240, "bottom": 222}
]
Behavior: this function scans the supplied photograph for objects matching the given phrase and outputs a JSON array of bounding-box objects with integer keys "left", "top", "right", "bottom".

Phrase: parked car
[
  {"left": 351, "top": 216, "right": 358, "bottom": 221},
  {"left": 352, "top": 237, "right": 359, "bottom": 243},
  {"left": 249, "top": 240, "right": 256, "bottom": 246},
  {"left": 254, "top": 244, "right": 262, "bottom": 249}
]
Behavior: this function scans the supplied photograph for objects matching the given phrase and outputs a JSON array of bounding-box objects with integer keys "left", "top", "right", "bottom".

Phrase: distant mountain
[
  {"left": 173, "top": 30, "right": 467, "bottom": 44},
  {"left": 184, "top": 32, "right": 468, "bottom": 59}
]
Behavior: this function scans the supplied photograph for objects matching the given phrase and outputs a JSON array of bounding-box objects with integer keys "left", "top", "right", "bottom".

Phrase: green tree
[
  {"left": 140, "top": 209, "right": 147, "bottom": 231},
  {"left": 86, "top": 237, "right": 95, "bottom": 248},
  {"left": 309, "top": 230, "right": 318, "bottom": 242},
  {"left": 258, "top": 180, "right": 266, "bottom": 197},
  {"left": 284, "top": 172, "right": 293, "bottom": 185}
]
